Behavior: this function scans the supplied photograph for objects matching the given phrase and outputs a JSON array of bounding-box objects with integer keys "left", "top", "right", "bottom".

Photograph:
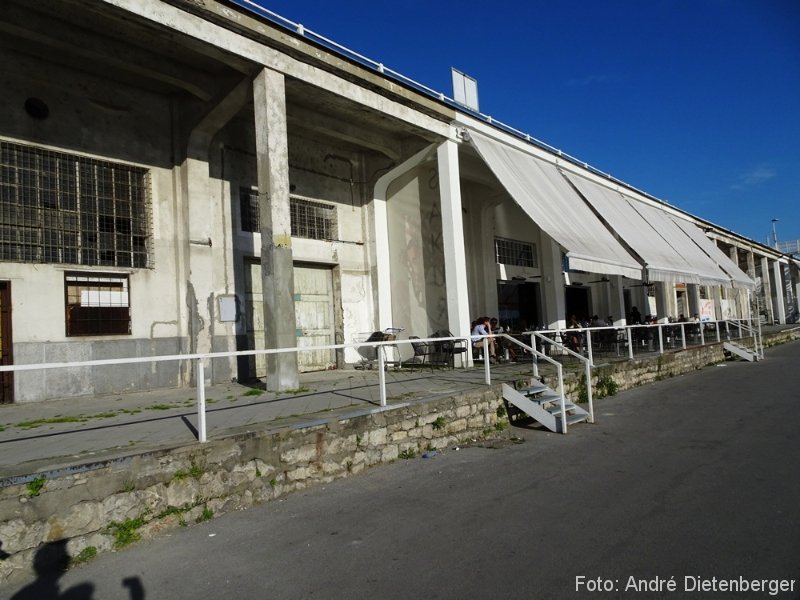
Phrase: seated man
[{"left": 471, "top": 317, "right": 497, "bottom": 362}]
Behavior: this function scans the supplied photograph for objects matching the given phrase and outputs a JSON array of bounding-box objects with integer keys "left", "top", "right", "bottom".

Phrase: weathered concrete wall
[{"left": 0, "top": 388, "right": 505, "bottom": 584}]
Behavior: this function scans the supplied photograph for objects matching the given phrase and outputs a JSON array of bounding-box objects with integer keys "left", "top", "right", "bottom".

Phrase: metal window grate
[
  {"left": 240, "top": 188, "right": 337, "bottom": 241},
  {"left": 290, "top": 196, "right": 337, "bottom": 241},
  {"left": 495, "top": 237, "right": 537, "bottom": 268},
  {"left": 64, "top": 272, "right": 131, "bottom": 336},
  {"left": 0, "top": 140, "right": 151, "bottom": 268}
]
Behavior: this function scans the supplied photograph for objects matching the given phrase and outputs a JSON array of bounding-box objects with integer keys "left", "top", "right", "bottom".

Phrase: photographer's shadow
[{"left": 9, "top": 540, "right": 144, "bottom": 600}]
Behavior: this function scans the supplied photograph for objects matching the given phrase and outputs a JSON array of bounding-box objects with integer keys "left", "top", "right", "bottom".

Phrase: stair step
[
  {"left": 547, "top": 403, "right": 578, "bottom": 416},
  {"left": 519, "top": 383, "right": 548, "bottom": 395},
  {"left": 532, "top": 392, "right": 562, "bottom": 405},
  {"left": 560, "top": 413, "right": 589, "bottom": 425}
]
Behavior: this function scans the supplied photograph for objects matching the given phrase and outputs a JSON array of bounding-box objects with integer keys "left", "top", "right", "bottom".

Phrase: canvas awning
[
  {"left": 563, "top": 172, "right": 733, "bottom": 287},
  {"left": 669, "top": 216, "right": 755, "bottom": 290},
  {"left": 563, "top": 172, "right": 701, "bottom": 284},
  {"left": 468, "top": 131, "right": 643, "bottom": 279}
]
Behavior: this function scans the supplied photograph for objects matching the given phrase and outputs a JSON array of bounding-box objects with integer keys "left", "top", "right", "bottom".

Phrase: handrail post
[
  {"left": 680, "top": 323, "right": 686, "bottom": 350},
  {"left": 378, "top": 345, "right": 387, "bottom": 407},
  {"left": 658, "top": 324, "right": 664, "bottom": 354},
  {"left": 195, "top": 359, "right": 207, "bottom": 443},
  {"left": 725, "top": 321, "right": 730, "bottom": 340},
  {"left": 531, "top": 333, "right": 539, "bottom": 378},
  {"left": 557, "top": 363, "right": 567, "bottom": 433},
  {"left": 586, "top": 329, "right": 593, "bottom": 365},
  {"left": 627, "top": 327, "right": 634, "bottom": 360},
  {"left": 715, "top": 321, "right": 721, "bottom": 343},
  {"left": 585, "top": 360, "right": 594, "bottom": 424},
  {"left": 699, "top": 322, "right": 705, "bottom": 346},
  {"left": 483, "top": 337, "right": 491, "bottom": 384}
]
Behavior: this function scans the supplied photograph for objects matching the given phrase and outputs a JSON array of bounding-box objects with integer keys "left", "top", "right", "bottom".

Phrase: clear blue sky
[{"left": 250, "top": 0, "right": 799, "bottom": 248}]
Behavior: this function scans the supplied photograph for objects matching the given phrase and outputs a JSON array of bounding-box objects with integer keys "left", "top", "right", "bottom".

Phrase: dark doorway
[
  {"left": 0, "top": 281, "right": 13, "bottom": 404},
  {"left": 565, "top": 285, "right": 590, "bottom": 323},
  {"left": 497, "top": 281, "right": 541, "bottom": 331}
]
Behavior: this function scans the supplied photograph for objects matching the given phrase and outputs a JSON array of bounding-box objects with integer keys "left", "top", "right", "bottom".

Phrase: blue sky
[{"left": 249, "top": 0, "right": 799, "bottom": 248}]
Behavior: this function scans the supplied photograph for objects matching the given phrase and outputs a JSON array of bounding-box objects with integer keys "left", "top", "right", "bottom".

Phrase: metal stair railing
[
  {"left": 723, "top": 319, "right": 764, "bottom": 360},
  {"left": 504, "top": 333, "right": 572, "bottom": 432},
  {"left": 524, "top": 332, "right": 594, "bottom": 428}
]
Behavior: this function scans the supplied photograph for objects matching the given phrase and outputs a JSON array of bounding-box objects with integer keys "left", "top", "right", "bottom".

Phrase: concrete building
[{"left": 1, "top": 0, "right": 797, "bottom": 404}]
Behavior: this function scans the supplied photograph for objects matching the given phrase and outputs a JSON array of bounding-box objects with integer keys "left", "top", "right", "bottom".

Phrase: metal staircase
[
  {"left": 723, "top": 341, "right": 758, "bottom": 362},
  {"left": 502, "top": 381, "right": 590, "bottom": 434}
]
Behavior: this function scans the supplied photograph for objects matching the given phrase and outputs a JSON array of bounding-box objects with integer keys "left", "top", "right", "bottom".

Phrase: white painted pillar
[
  {"left": 772, "top": 260, "right": 786, "bottom": 324},
  {"left": 254, "top": 67, "right": 299, "bottom": 391},
  {"left": 654, "top": 282, "right": 673, "bottom": 323},
  {"left": 607, "top": 275, "right": 626, "bottom": 327},
  {"left": 687, "top": 283, "right": 701, "bottom": 319},
  {"left": 760, "top": 256, "right": 775, "bottom": 324},
  {"left": 541, "top": 237, "right": 566, "bottom": 330},
  {"left": 437, "top": 139, "right": 473, "bottom": 355}
]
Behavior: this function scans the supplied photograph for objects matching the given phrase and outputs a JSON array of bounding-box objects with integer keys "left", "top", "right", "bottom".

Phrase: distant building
[{"left": 1, "top": 0, "right": 797, "bottom": 403}]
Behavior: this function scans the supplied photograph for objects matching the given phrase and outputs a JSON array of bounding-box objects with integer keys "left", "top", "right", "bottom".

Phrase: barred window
[
  {"left": 64, "top": 272, "right": 131, "bottom": 336},
  {"left": 495, "top": 237, "right": 537, "bottom": 268},
  {"left": 240, "top": 188, "right": 337, "bottom": 241},
  {"left": 240, "top": 188, "right": 259, "bottom": 233},
  {"left": 0, "top": 141, "right": 151, "bottom": 268}
]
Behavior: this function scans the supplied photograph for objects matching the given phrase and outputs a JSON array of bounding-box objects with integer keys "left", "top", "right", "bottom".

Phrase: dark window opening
[{"left": 65, "top": 273, "right": 131, "bottom": 336}]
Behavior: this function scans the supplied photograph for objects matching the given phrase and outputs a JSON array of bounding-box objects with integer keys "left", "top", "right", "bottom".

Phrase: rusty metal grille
[
  {"left": 0, "top": 140, "right": 151, "bottom": 268},
  {"left": 241, "top": 189, "right": 337, "bottom": 241},
  {"left": 495, "top": 237, "right": 537, "bottom": 268}
]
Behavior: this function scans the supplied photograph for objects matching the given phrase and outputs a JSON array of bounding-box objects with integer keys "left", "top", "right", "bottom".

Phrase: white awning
[
  {"left": 628, "top": 200, "right": 733, "bottom": 287},
  {"left": 564, "top": 172, "right": 702, "bottom": 284},
  {"left": 564, "top": 172, "right": 734, "bottom": 287},
  {"left": 669, "top": 217, "right": 756, "bottom": 290},
  {"left": 468, "top": 131, "right": 642, "bottom": 279}
]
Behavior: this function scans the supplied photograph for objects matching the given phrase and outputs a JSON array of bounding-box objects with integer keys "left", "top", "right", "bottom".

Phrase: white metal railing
[
  {"left": 0, "top": 334, "right": 477, "bottom": 443},
  {"left": 522, "top": 317, "right": 761, "bottom": 362},
  {"left": 0, "top": 319, "right": 759, "bottom": 442}
]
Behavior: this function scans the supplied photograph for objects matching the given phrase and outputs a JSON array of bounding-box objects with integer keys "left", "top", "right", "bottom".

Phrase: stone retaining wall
[{"left": 0, "top": 389, "right": 505, "bottom": 584}]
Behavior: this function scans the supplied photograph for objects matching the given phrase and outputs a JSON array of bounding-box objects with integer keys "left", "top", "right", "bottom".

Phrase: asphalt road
[{"left": 3, "top": 341, "right": 799, "bottom": 599}]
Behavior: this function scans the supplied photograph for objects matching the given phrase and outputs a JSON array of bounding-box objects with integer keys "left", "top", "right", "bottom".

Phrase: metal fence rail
[{"left": 0, "top": 319, "right": 758, "bottom": 442}]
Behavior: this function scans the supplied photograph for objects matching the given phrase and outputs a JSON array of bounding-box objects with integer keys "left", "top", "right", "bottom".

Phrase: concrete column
[
  {"left": 607, "top": 276, "right": 626, "bottom": 327},
  {"left": 760, "top": 256, "right": 774, "bottom": 324},
  {"left": 654, "top": 282, "right": 672, "bottom": 324},
  {"left": 727, "top": 246, "right": 742, "bottom": 318},
  {"left": 792, "top": 262, "right": 800, "bottom": 320},
  {"left": 772, "top": 260, "right": 786, "bottom": 324},
  {"left": 541, "top": 237, "right": 566, "bottom": 330},
  {"left": 437, "top": 140, "right": 472, "bottom": 350},
  {"left": 687, "top": 283, "right": 701, "bottom": 318},
  {"left": 254, "top": 68, "right": 298, "bottom": 391}
]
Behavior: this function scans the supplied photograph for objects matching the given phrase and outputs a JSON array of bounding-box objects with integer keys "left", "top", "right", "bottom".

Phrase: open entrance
[
  {"left": 565, "top": 285, "right": 590, "bottom": 322},
  {"left": 497, "top": 281, "right": 541, "bottom": 331},
  {"left": 0, "top": 281, "right": 13, "bottom": 404}
]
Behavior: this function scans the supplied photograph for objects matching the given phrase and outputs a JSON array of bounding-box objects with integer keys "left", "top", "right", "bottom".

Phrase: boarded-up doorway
[
  {"left": 294, "top": 264, "right": 336, "bottom": 372},
  {"left": 0, "top": 281, "right": 13, "bottom": 404},
  {"left": 242, "top": 261, "right": 336, "bottom": 380}
]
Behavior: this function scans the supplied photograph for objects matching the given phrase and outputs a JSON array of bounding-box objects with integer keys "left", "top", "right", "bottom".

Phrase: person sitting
[
  {"left": 565, "top": 314, "right": 582, "bottom": 352},
  {"left": 471, "top": 317, "right": 497, "bottom": 363},
  {"left": 629, "top": 307, "right": 642, "bottom": 325}
]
